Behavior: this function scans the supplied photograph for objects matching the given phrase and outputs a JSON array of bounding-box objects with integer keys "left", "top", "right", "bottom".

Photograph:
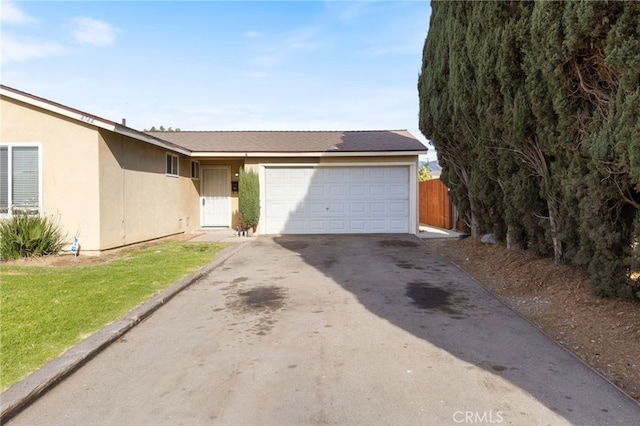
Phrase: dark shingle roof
[
  {"left": 2, "top": 85, "right": 426, "bottom": 155},
  {"left": 146, "top": 130, "right": 427, "bottom": 154}
]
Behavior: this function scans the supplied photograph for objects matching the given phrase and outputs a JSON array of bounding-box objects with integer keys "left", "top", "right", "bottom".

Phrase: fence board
[{"left": 419, "top": 179, "right": 453, "bottom": 229}]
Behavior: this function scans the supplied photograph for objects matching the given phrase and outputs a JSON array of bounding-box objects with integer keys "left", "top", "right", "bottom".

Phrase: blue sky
[{"left": 1, "top": 0, "right": 435, "bottom": 158}]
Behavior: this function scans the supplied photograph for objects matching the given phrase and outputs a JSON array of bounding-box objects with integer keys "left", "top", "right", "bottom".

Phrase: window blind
[
  {"left": 12, "top": 146, "right": 39, "bottom": 208},
  {"left": 0, "top": 147, "right": 7, "bottom": 213}
]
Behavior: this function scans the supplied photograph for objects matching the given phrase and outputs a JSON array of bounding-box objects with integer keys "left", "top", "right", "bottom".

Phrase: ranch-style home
[{"left": 0, "top": 85, "right": 427, "bottom": 254}]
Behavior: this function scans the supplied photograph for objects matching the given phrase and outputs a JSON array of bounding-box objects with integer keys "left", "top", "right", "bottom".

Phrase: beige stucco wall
[
  {"left": 1, "top": 96, "right": 102, "bottom": 251},
  {"left": 1, "top": 95, "right": 203, "bottom": 254},
  {"left": 98, "top": 130, "right": 200, "bottom": 250}
]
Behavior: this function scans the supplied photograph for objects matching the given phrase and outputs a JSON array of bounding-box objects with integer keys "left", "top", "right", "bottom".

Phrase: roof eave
[
  {"left": 1, "top": 86, "right": 117, "bottom": 131},
  {"left": 1, "top": 86, "right": 190, "bottom": 156},
  {"left": 190, "top": 150, "right": 427, "bottom": 158}
]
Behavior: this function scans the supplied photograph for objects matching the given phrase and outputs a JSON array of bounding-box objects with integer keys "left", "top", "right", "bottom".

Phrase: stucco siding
[
  {"left": 99, "top": 131, "right": 199, "bottom": 250},
  {"left": 1, "top": 96, "right": 102, "bottom": 250}
]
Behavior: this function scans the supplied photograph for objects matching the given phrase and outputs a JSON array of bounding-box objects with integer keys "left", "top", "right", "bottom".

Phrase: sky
[{"left": 1, "top": 0, "right": 435, "bottom": 159}]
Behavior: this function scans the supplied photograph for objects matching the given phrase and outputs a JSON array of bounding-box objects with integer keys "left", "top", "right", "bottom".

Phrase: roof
[
  {"left": 147, "top": 130, "right": 427, "bottom": 155},
  {"left": 1, "top": 84, "right": 427, "bottom": 157},
  {"left": 0, "top": 85, "right": 190, "bottom": 155}
]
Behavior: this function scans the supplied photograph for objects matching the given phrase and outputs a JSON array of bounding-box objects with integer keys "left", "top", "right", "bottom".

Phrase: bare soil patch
[{"left": 424, "top": 237, "right": 640, "bottom": 402}]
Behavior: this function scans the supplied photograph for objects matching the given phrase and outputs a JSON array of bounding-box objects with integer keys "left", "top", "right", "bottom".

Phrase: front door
[{"left": 201, "top": 166, "right": 230, "bottom": 227}]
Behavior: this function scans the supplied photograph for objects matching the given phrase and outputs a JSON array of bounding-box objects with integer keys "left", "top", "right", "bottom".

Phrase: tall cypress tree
[{"left": 418, "top": 0, "right": 639, "bottom": 298}]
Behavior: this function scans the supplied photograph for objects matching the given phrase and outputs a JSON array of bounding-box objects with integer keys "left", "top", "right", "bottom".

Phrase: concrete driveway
[{"left": 8, "top": 235, "right": 640, "bottom": 425}]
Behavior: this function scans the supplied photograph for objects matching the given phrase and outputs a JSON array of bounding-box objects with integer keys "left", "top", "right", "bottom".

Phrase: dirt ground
[{"left": 424, "top": 237, "right": 640, "bottom": 403}]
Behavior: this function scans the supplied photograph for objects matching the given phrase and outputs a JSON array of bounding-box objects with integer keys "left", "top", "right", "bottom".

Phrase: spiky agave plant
[{"left": 0, "top": 212, "right": 67, "bottom": 260}]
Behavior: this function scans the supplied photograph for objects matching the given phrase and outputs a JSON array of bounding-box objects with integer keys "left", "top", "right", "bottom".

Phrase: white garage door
[{"left": 265, "top": 166, "right": 409, "bottom": 234}]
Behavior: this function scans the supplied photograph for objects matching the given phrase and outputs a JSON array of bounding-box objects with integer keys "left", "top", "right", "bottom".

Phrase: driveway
[{"left": 8, "top": 235, "right": 640, "bottom": 425}]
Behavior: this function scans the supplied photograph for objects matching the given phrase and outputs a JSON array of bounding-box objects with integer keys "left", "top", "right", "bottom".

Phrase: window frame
[
  {"left": 190, "top": 160, "right": 200, "bottom": 180},
  {"left": 166, "top": 152, "right": 179, "bottom": 177},
  {"left": 0, "top": 143, "right": 42, "bottom": 218}
]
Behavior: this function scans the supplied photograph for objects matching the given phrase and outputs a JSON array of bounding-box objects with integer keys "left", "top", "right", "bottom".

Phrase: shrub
[
  {"left": 0, "top": 212, "right": 67, "bottom": 260},
  {"left": 238, "top": 169, "right": 260, "bottom": 232}
]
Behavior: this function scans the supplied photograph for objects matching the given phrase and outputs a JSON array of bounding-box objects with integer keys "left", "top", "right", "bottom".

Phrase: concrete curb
[{"left": 0, "top": 241, "right": 248, "bottom": 424}]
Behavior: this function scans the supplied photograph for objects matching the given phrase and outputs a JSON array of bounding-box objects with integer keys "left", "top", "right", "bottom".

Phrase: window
[
  {"left": 0, "top": 144, "right": 41, "bottom": 216},
  {"left": 191, "top": 160, "right": 200, "bottom": 179},
  {"left": 166, "top": 153, "right": 179, "bottom": 176}
]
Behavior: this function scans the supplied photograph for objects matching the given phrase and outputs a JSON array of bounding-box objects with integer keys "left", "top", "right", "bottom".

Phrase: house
[{"left": 1, "top": 85, "right": 428, "bottom": 254}]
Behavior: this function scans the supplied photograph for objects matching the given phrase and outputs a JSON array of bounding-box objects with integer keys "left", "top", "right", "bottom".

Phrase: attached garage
[
  {"left": 146, "top": 129, "right": 428, "bottom": 235},
  {"left": 264, "top": 166, "right": 410, "bottom": 234}
]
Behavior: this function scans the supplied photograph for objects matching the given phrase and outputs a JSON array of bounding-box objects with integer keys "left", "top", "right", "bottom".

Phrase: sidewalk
[
  {"left": 191, "top": 226, "right": 466, "bottom": 241},
  {"left": 418, "top": 224, "right": 465, "bottom": 239}
]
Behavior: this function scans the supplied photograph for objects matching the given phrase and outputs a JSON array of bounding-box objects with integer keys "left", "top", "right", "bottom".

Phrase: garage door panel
[
  {"left": 349, "top": 185, "right": 366, "bottom": 197},
  {"left": 328, "top": 186, "right": 346, "bottom": 197},
  {"left": 349, "top": 219, "right": 366, "bottom": 230},
  {"left": 390, "top": 184, "right": 409, "bottom": 197},
  {"left": 327, "top": 168, "right": 346, "bottom": 180},
  {"left": 348, "top": 168, "right": 366, "bottom": 181},
  {"left": 329, "top": 220, "right": 347, "bottom": 231},
  {"left": 370, "top": 202, "right": 386, "bottom": 213},
  {"left": 265, "top": 166, "right": 410, "bottom": 234},
  {"left": 388, "top": 167, "right": 408, "bottom": 179},
  {"left": 309, "top": 220, "right": 326, "bottom": 231},
  {"left": 370, "top": 185, "right": 386, "bottom": 196},
  {"left": 307, "top": 186, "right": 327, "bottom": 198},
  {"left": 369, "top": 168, "right": 386, "bottom": 179},
  {"left": 268, "top": 200, "right": 292, "bottom": 214},
  {"left": 291, "top": 184, "right": 310, "bottom": 198},
  {"left": 389, "top": 201, "right": 409, "bottom": 213},
  {"left": 370, "top": 219, "right": 386, "bottom": 231},
  {"left": 350, "top": 203, "right": 366, "bottom": 213},
  {"left": 288, "top": 168, "right": 311, "bottom": 181},
  {"left": 285, "top": 220, "right": 306, "bottom": 232},
  {"left": 267, "top": 184, "right": 289, "bottom": 198},
  {"left": 328, "top": 203, "right": 345, "bottom": 213},
  {"left": 308, "top": 203, "right": 326, "bottom": 214},
  {"left": 390, "top": 219, "right": 409, "bottom": 231}
]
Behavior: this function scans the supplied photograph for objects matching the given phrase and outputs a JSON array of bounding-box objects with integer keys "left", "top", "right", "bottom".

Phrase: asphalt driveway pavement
[{"left": 7, "top": 235, "right": 640, "bottom": 425}]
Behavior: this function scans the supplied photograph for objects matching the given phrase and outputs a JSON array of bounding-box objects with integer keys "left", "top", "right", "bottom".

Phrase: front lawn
[{"left": 0, "top": 241, "right": 227, "bottom": 391}]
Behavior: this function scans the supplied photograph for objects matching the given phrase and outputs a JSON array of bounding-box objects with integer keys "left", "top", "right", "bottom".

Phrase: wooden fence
[{"left": 419, "top": 179, "right": 453, "bottom": 229}]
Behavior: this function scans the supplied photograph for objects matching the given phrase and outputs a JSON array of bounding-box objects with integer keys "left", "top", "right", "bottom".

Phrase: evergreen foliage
[
  {"left": 418, "top": 1, "right": 640, "bottom": 298},
  {"left": 238, "top": 169, "right": 260, "bottom": 231}
]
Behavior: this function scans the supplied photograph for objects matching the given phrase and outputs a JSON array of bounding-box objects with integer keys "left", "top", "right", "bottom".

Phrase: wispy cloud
[
  {"left": 244, "top": 31, "right": 261, "bottom": 39},
  {"left": 284, "top": 26, "right": 323, "bottom": 52},
  {"left": 0, "top": 0, "right": 36, "bottom": 24},
  {"left": 1, "top": 35, "right": 67, "bottom": 64},
  {"left": 332, "top": 1, "right": 370, "bottom": 23},
  {"left": 72, "top": 17, "right": 120, "bottom": 46},
  {"left": 248, "top": 26, "right": 323, "bottom": 68},
  {"left": 0, "top": 2, "right": 66, "bottom": 64}
]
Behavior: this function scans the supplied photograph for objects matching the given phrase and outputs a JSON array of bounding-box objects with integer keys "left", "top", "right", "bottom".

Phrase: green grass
[{"left": 0, "top": 241, "right": 227, "bottom": 391}]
